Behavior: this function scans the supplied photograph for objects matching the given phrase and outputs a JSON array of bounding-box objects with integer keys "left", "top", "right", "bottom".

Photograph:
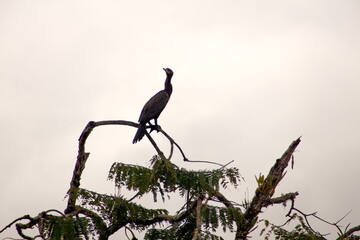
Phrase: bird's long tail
[{"left": 133, "top": 123, "right": 147, "bottom": 144}]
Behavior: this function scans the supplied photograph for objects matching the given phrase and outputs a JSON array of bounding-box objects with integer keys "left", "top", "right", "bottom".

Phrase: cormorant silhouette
[{"left": 133, "top": 68, "right": 174, "bottom": 144}]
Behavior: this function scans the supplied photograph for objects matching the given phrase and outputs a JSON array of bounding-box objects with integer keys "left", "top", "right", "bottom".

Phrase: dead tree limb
[{"left": 235, "top": 137, "right": 301, "bottom": 240}]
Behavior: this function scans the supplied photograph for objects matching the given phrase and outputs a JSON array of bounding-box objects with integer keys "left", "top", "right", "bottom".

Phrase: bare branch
[
  {"left": 335, "top": 210, "right": 352, "bottom": 225},
  {"left": 292, "top": 208, "right": 325, "bottom": 235},
  {"left": 15, "top": 214, "right": 42, "bottom": 240},
  {"left": 235, "top": 137, "right": 302, "bottom": 240},
  {"left": 264, "top": 192, "right": 299, "bottom": 208},
  {"left": 0, "top": 215, "right": 34, "bottom": 234},
  {"left": 159, "top": 128, "right": 233, "bottom": 167},
  {"left": 288, "top": 207, "right": 360, "bottom": 239},
  {"left": 159, "top": 128, "right": 189, "bottom": 161}
]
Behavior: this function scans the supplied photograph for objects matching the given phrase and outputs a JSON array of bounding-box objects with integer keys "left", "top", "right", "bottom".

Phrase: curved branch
[
  {"left": 159, "top": 128, "right": 189, "bottom": 161},
  {"left": 340, "top": 225, "right": 360, "bottom": 239},
  {"left": 160, "top": 128, "right": 233, "bottom": 167},
  {"left": 65, "top": 120, "right": 166, "bottom": 214},
  {"left": 0, "top": 215, "right": 34, "bottom": 235},
  {"left": 14, "top": 213, "right": 46, "bottom": 240}
]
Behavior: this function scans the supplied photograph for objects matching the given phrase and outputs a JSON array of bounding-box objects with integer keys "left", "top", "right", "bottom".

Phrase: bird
[{"left": 133, "top": 68, "right": 174, "bottom": 144}]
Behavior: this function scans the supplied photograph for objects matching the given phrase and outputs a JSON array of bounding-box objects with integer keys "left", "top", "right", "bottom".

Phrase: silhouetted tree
[{"left": 1, "top": 120, "right": 359, "bottom": 240}]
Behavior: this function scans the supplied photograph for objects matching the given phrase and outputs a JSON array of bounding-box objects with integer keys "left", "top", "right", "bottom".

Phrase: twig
[
  {"left": 291, "top": 208, "right": 324, "bottom": 235},
  {"left": 219, "top": 160, "right": 235, "bottom": 169},
  {"left": 289, "top": 208, "right": 360, "bottom": 239},
  {"left": 159, "top": 128, "right": 189, "bottom": 161},
  {"left": 335, "top": 210, "right": 352, "bottom": 225},
  {"left": 184, "top": 159, "right": 230, "bottom": 167},
  {"left": 124, "top": 226, "right": 137, "bottom": 240},
  {"left": 44, "top": 209, "right": 65, "bottom": 217},
  {"left": 160, "top": 128, "right": 234, "bottom": 167}
]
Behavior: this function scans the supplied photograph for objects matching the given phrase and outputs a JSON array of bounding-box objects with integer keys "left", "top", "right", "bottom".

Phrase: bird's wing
[{"left": 139, "top": 90, "right": 170, "bottom": 123}]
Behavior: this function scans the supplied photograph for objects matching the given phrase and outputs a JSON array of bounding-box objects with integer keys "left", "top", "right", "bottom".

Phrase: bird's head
[{"left": 163, "top": 68, "right": 174, "bottom": 76}]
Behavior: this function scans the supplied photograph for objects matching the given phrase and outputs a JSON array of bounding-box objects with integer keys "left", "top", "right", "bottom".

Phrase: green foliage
[
  {"left": 40, "top": 215, "right": 90, "bottom": 240},
  {"left": 144, "top": 217, "right": 225, "bottom": 240},
  {"left": 90, "top": 155, "right": 242, "bottom": 238},
  {"left": 202, "top": 205, "right": 241, "bottom": 232},
  {"left": 108, "top": 155, "right": 180, "bottom": 202},
  {"left": 255, "top": 173, "right": 274, "bottom": 195},
  {"left": 78, "top": 188, "right": 168, "bottom": 229},
  {"left": 108, "top": 155, "right": 242, "bottom": 201},
  {"left": 142, "top": 202, "right": 242, "bottom": 239},
  {"left": 6, "top": 155, "right": 242, "bottom": 240}
]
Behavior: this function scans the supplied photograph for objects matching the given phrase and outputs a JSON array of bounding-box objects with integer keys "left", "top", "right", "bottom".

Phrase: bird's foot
[{"left": 147, "top": 123, "right": 161, "bottom": 133}]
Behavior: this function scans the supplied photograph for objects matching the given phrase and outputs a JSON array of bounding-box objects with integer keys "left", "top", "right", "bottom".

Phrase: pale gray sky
[{"left": 1, "top": 0, "right": 360, "bottom": 239}]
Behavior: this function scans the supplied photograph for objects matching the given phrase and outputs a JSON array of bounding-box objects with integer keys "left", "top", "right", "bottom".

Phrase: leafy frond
[
  {"left": 174, "top": 167, "right": 241, "bottom": 200},
  {"left": 202, "top": 205, "right": 241, "bottom": 233},
  {"left": 108, "top": 155, "right": 242, "bottom": 201},
  {"left": 40, "top": 215, "right": 90, "bottom": 240},
  {"left": 145, "top": 228, "right": 176, "bottom": 240},
  {"left": 108, "top": 156, "right": 178, "bottom": 201},
  {"left": 78, "top": 188, "right": 168, "bottom": 229},
  {"left": 108, "top": 162, "right": 156, "bottom": 198}
]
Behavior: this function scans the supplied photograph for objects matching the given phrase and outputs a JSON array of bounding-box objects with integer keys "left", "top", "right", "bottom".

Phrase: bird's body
[{"left": 133, "top": 68, "right": 173, "bottom": 144}]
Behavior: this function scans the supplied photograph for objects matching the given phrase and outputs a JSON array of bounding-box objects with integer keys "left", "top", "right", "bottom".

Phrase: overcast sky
[{"left": 1, "top": 1, "right": 360, "bottom": 239}]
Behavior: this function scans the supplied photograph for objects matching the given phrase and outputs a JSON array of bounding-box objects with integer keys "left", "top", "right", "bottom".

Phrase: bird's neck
[{"left": 164, "top": 75, "right": 173, "bottom": 96}]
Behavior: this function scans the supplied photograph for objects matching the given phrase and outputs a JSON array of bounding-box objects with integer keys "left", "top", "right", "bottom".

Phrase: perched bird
[{"left": 133, "top": 68, "right": 174, "bottom": 144}]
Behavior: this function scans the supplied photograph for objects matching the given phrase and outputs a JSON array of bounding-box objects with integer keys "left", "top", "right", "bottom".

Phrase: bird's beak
[{"left": 163, "top": 68, "right": 173, "bottom": 75}]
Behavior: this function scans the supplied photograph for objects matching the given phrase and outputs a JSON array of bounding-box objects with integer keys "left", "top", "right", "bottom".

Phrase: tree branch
[
  {"left": 159, "top": 128, "right": 189, "bottom": 161},
  {"left": 65, "top": 120, "right": 167, "bottom": 214},
  {"left": 288, "top": 206, "right": 360, "bottom": 239},
  {"left": 14, "top": 213, "right": 45, "bottom": 240},
  {"left": 0, "top": 215, "right": 33, "bottom": 234},
  {"left": 235, "top": 137, "right": 301, "bottom": 240},
  {"left": 264, "top": 192, "right": 299, "bottom": 208},
  {"left": 192, "top": 197, "right": 204, "bottom": 240},
  {"left": 160, "top": 128, "right": 234, "bottom": 167}
]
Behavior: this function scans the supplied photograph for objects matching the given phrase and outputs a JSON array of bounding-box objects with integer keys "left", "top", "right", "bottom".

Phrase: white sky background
[{"left": 1, "top": 0, "right": 360, "bottom": 239}]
